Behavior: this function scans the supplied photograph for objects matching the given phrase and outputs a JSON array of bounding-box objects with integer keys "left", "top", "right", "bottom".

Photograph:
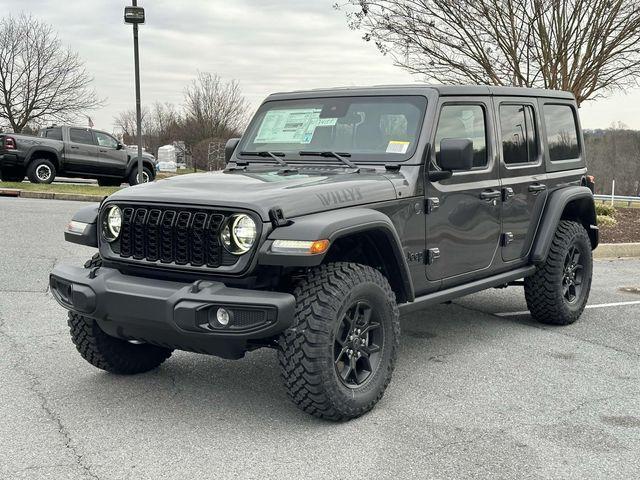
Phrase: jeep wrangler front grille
[{"left": 114, "top": 206, "right": 237, "bottom": 268}]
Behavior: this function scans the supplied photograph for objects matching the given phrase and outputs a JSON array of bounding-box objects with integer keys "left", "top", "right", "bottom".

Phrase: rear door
[
  {"left": 94, "top": 131, "right": 128, "bottom": 176},
  {"left": 494, "top": 98, "right": 547, "bottom": 262},
  {"left": 66, "top": 128, "right": 99, "bottom": 174},
  {"left": 425, "top": 97, "right": 502, "bottom": 283}
]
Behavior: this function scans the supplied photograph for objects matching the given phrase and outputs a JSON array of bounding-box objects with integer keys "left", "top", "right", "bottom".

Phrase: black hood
[{"left": 108, "top": 167, "right": 400, "bottom": 221}]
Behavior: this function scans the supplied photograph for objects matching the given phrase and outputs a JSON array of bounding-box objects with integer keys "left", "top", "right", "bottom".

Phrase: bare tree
[
  {"left": 183, "top": 71, "right": 249, "bottom": 140},
  {"left": 0, "top": 14, "right": 102, "bottom": 132},
  {"left": 338, "top": 0, "right": 640, "bottom": 105}
]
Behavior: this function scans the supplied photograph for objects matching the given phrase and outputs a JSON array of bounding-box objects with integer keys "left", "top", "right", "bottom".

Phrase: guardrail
[{"left": 594, "top": 194, "right": 640, "bottom": 207}]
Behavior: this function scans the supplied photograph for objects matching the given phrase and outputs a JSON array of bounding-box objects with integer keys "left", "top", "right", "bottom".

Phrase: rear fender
[{"left": 530, "top": 186, "right": 598, "bottom": 264}]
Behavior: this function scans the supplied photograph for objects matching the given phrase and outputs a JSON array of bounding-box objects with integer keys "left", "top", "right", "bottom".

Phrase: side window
[
  {"left": 45, "top": 128, "right": 63, "bottom": 141},
  {"left": 69, "top": 128, "right": 95, "bottom": 145},
  {"left": 94, "top": 132, "right": 119, "bottom": 149},
  {"left": 499, "top": 104, "right": 538, "bottom": 165},
  {"left": 544, "top": 105, "right": 580, "bottom": 161},
  {"left": 434, "top": 105, "right": 487, "bottom": 168}
]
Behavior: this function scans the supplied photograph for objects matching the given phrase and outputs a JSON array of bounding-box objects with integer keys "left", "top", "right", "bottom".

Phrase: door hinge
[
  {"left": 426, "top": 247, "right": 441, "bottom": 265},
  {"left": 425, "top": 197, "right": 440, "bottom": 214},
  {"left": 502, "top": 232, "right": 514, "bottom": 246}
]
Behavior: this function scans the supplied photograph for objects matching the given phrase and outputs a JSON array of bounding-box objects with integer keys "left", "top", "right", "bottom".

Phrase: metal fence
[{"left": 594, "top": 194, "right": 640, "bottom": 207}]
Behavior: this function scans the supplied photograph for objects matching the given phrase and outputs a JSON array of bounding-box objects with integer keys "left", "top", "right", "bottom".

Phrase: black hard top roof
[{"left": 267, "top": 84, "right": 575, "bottom": 101}]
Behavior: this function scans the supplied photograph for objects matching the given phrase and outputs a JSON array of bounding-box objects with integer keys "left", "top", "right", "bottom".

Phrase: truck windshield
[{"left": 240, "top": 96, "right": 427, "bottom": 163}]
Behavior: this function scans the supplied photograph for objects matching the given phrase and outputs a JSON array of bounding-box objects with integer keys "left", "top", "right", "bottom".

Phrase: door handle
[
  {"left": 99, "top": 149, "right": 107, "bottom": 153},
  {"left": 70, "top": 145, "right": 79, "bottom": 149},
  {"left": 529, "top": 183, "right": 547, "bottom": 193},
  {"left": 480, "top": 190, "right": 501, "bottom": 200}
]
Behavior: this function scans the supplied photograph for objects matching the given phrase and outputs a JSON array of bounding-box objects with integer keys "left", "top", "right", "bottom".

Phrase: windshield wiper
[
  {"left": 299, "top": 151, "right": 359, "bottom": 170},
  {"left": 240, "top": 151, "right": 289, "bottom": 167}
]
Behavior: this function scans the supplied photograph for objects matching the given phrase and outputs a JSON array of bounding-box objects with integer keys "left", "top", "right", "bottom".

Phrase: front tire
[
  {"left": 128, "top": 166, "right": 153, "bottom": 185},
  {"left": 27, "top": 158, "right": 56, "bottom": 184},
  {"left": 278, "top": 263, "right": 400, "bottom": 421},
  {"left": 525, "top": 220, "right": 593, "bottom": 325},
  {"left": 67, "top": 254, "right": 173, "bottom": 374}
]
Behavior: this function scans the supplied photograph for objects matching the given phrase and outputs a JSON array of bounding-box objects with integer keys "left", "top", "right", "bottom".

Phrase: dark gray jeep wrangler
[{"left": 50, "top": 85, "right": 598, "bottom": 420}]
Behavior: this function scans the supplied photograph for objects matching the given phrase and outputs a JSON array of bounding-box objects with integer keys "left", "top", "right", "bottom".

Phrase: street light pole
[
  {"left": 132, "top": 0, "right": 143, "bottom": 184},
  {"left": 125, "top": 1, "right": 146, "bottom": 184}
]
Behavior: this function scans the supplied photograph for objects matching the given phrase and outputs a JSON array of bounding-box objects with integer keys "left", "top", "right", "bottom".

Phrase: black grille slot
[{"left": 114, "top": 205, "right": 236, "bottom": 269}]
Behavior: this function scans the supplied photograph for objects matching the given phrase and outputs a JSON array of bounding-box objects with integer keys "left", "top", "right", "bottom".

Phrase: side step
[{"left": 400, "top": 266, "right": 536, "bottom": 314}]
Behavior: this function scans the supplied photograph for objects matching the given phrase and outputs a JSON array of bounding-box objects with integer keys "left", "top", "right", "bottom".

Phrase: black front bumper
[{"left": 50, "top": 264, "right": 296, "bottom": 359}]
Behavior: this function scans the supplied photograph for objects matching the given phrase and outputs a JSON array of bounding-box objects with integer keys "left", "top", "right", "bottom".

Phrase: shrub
[
  {"left": 595, "top": 203, "right": 616, "bottom": 217},
  {"left": 597, "top": 214, "right": 617, "bottom": 227}
]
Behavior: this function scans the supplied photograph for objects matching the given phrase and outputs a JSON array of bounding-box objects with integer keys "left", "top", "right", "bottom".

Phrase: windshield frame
[{"left": 237, "top": 94, "right": 428, "bottom": 164}]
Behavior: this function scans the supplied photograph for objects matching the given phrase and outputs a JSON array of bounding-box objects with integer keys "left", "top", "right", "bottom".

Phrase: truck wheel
[
  {"left": 27, "top": 158, "right": 56, "bottom": 184},
  {"left": 524, "top": 220, "right": 593, "bottom": 325},
  {"left": 128, "top": 166, "right": 153, "bottom": 185},
  {"left": 278, "top": 263, "right": 400, "bottom": 421},
  {"left": 67, "top": 254, "right": 173, "bottom": 374},
  {"left": 0, "top": 167, "right": 25, "bottom": 182}
]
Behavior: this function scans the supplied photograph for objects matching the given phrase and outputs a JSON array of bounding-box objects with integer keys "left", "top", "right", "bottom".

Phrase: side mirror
[
  {"left": 438, "top": 138, "right": 474, "bottom": 172},
  {"left": 225, "top": 138, "right": 241, "bottom": 164},
  {"left": 116, "top": 142, "right": 124, "bottom": 150}
]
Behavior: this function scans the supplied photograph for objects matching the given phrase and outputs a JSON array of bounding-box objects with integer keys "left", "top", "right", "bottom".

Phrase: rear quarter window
[{"left": 544, "top": 105, "right": 580, "bottom": 161}]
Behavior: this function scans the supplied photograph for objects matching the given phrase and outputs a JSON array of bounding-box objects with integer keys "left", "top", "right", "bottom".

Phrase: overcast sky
[{"left": 5, "top": 0, "right": 640, "bottom": 132}]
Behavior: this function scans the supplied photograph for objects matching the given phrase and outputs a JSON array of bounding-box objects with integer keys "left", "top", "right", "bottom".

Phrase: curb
[
  {"left": 0, "top": 188, "right": 104, "bottom": 203},
  {"left": 594, "top": 243, "right": 640, "bottom": 259}
]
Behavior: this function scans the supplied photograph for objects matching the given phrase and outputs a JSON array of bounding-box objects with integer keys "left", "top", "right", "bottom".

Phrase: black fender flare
[
  {"left": 530, "top": 186, "right": 598, "bottom": 264},
  {"left": 25, "top": 146, "right": 61, "bottom": 167},
  {"left": 258, "top": 208, "right": 415, "bottom": 302},
  {"left": 64, "top": 204, "right": 100, "bottom": 248}
]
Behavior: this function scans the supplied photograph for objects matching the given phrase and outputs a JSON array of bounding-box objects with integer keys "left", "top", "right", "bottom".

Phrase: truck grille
[{"left": 114, "top": 206, "right": 238, "bottom": 268}]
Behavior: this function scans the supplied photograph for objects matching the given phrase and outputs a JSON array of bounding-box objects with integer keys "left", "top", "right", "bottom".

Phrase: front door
[
  {"left": 494, "top": 98, "right": 548, "bottom": 262},
  {"left": 94, "top": 131, "right": 128, "bottom": 176},
  {"left": 425, "top": 98, "right": 502, "bottom": 282},
  {"left": 66, "top": 128, "right": 99, "bottom": 174}
]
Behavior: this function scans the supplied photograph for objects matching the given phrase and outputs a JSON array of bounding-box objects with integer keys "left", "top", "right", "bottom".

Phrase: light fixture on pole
[{"left": 124, "top": 3, "right": 145, "bottom": 185}]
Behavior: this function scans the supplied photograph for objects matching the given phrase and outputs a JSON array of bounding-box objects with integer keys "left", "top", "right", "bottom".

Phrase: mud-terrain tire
[
  {"left": 0, "top": 167, "right": 25, "bottom": 182},
  {"left": 27, "top": 158, "right": 56, "bottom": 184},
  {"left": 128, "top": 166, "right": 153, "bottom": 185},
  {"left": 278, "top": 263, "right": 400, "bottom": 421},
  {"left": 67, "top": 254, "right": 173, "bottom": 374},
  {"left": 525, "top": 220, "right": 593, "bottom": 325}
]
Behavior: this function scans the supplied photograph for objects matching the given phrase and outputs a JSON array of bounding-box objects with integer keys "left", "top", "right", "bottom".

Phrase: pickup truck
[{"left": 0, "top": 126, "right": 156, "bottom": 186}]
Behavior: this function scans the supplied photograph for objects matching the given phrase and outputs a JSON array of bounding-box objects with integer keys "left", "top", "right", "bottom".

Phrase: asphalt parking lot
[{"left": 1, "top": 197, "right": 639, "bottom": 480}]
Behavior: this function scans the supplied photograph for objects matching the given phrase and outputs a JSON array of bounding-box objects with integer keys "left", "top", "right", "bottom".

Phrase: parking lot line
[{"left": 494, "top": 300, "right": 640, "bottom": 317}]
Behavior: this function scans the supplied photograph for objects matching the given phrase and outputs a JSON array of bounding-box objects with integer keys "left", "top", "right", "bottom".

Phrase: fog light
[{"left": 216, "top": 307, "right": 231, "bottom": 326}]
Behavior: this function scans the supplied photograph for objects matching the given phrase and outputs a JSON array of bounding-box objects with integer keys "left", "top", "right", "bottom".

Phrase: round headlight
[
  {"left": 221, "top": 214, "right": 257, "bottom": 255},
  {"left": 103, "top": 205, "right": 122, "bottom": 242}
]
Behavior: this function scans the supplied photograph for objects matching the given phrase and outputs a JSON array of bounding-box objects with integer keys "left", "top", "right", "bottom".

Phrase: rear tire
[
  {"left": 278, "top": 263, "right": 400, "bottom": 421},
  {"left": 0, "top": 167, "right": 25, "bottom": 182},
  {"left": 524, "top": 220, "right": 593, "bottom": 325},
  {"left": 68, "top": 254, "right": 173, "bottom": 374},
  {"left": 27, "top": 158, "right": 56, "bottom": 184}
]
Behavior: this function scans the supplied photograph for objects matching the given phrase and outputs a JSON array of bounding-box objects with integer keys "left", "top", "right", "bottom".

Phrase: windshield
[{"left": 240, "top": 96, "right": 427, "bottom": 162}]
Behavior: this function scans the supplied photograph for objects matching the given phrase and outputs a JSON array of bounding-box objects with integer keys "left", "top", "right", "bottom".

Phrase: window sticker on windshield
[
  {"left": 386, "top": 141, "right": 410, "bottom": 154},
  {"left": 254, "top": 108, "right": 334, "bottom": 144}
]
